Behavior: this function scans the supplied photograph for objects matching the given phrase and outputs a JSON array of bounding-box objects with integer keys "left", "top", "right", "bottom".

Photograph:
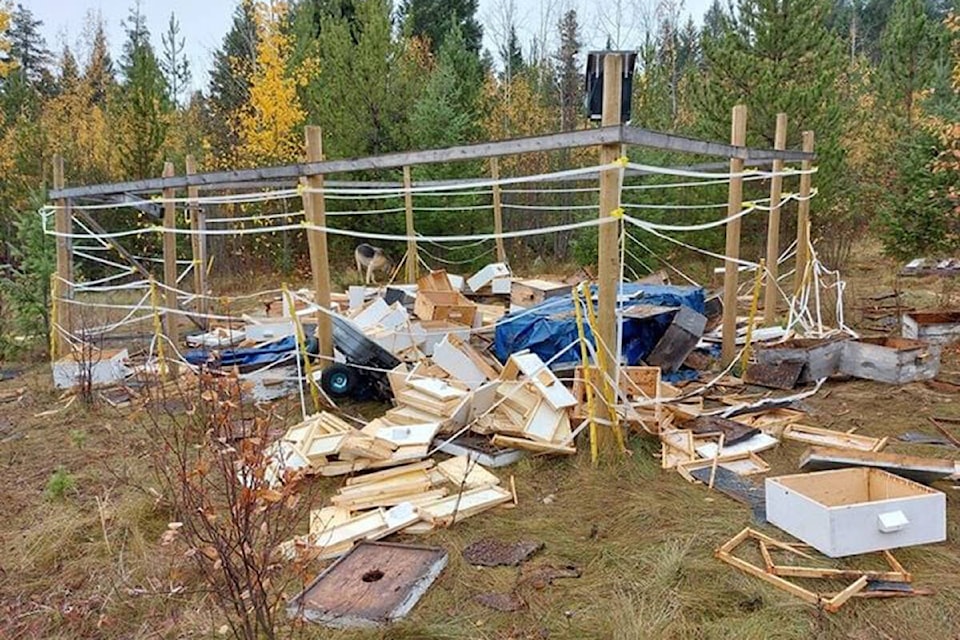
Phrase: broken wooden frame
[{"left": 716, "top": 527, "right": 915, "bottom": 613}]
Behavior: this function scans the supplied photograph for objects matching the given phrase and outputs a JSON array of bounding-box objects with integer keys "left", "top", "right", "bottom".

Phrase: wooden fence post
[
  {"left": 403, "top": 165, "right": 418, "bottom": 283},
  {"left": 793, "top": 131, "right": 815, "bottom": 298},
  {"left": 162, "top": 161, "right": 179, "bottom": 377},
  {"left": 721, "top": 104, "right": 748, "bottom": 367},
  {"left": 490, "top": 157, "right": 506, "bottom": 264},
  {"left": 52, "top": 154, "right": 72, "bottom": 359},
  {"left": 596, "top": 52, "right": 625, "bottom": 454},
  {"left": 185, "top": 155, "right": 208, "bottom": 325},
  {"left": 304, "top": 126, "right": 333, "bottom": 365},
  {"left": 763, "top": 113, "right": 788, "bottom": 326}
]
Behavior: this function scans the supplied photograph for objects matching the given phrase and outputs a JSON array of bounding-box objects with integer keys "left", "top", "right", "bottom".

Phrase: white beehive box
[
  {"left": 766, "top": 467, "right": 946, "bottom": 558},
  {"left": 53, "top": 348, "right": 130, "bottom": 389}
]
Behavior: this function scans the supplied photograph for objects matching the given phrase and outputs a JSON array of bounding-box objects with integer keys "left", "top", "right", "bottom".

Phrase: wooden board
[
  {"left": 782, "top": 424, "right": 887, "bottom": 452},
  {"left": 436, "top": 456, "right": 501, "bottom": 489},
  {"left": 799, "top": 446, "right": 955, "bottom": 485},
  {"left": 417, "top": 485, "right": 513, "bottom": 525},
  {"left": 289, "top": 541, "right": 448, "bottom": 628}
]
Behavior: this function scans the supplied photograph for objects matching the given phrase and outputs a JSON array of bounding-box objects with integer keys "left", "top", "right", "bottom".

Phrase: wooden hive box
[
  {"left": 902, "top": 310, "right": 960, "bottom": 346},
  {"left": 838, "top": 336, "right": 940, "bottom": 384},
  {"left": 765, "top": 468, "right": 946, "bottom": 558},
  {"left": 414, "top": 271, "right": 476, "bottom": 326},
  {"left": 510, "top": 279, "right": 572, "bottom": 308},
  {"left": 754, "top": 337, "right": 848, "bottom": 384}
]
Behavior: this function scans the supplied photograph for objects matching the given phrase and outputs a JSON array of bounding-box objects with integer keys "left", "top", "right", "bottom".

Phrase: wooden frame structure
[{"left": 47, "top": 55, "right": 816, "bottom": 419}]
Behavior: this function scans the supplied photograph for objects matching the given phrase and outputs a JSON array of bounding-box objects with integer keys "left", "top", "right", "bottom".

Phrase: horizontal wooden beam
[
  {"left": 51, "top": 127, "right": 623, "bottom": 200},
  {"left": 622, "top": 126, "right": 815, "bottom": 162},
  {"left": 50, "top": 125, "right": 815, "bottom": 200}
]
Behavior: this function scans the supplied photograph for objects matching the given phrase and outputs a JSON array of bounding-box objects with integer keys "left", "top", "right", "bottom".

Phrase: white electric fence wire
[
  {"left": 44, "top": 212, "right": 617, "bottom": 243},
  {"left": 624, "top": 162, "right": 817, "bottom": 181}
]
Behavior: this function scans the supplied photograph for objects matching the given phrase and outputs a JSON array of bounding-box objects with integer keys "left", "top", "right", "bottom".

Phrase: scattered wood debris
[{"left": 716, "top": 528, "right": 924, "bottom": 612}]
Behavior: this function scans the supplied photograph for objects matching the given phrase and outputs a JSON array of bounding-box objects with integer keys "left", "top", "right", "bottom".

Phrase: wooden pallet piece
[
  {"left": 436, "top": 455, "right": 501, "bottom": 489},
  {"left": 491, "top": 434, "right": 576, "bottom": 455},
  {"left": 782, "top": 424, "right": 887, "bottom": 452}
]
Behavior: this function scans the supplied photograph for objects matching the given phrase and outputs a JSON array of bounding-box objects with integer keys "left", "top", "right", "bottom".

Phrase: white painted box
[{"left": 766, "top": 468, "right": 946, "bottom": 557}]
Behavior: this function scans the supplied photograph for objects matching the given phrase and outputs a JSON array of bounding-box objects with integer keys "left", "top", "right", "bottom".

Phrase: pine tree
[
  {"left": 161, "top": 12, "right": 192, "bottom": 107},
  {"left": 305, "top": 0, "right": 424, "bottom": 158},
  {"left": 115, "top": 1, "right": 171, "bottom": 179},
  {"left": 697, "top": 0, "right": 849, "bottom": 235},
  {"left": 399, "top": 0, "right": 482, "bottom": 54},
  {"left": 878, "top": 0, "right": 945, "bottom": 129}
]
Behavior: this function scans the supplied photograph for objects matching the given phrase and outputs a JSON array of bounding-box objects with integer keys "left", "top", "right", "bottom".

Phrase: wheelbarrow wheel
[{"left": 320, "top": 364, "right": 358, "bottom": 398}]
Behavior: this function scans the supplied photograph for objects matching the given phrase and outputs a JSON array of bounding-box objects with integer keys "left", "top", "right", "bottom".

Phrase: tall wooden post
[
  {"left": 490, "top": 157, "right": 507, "bottom": 264},
  {"left": 52, "top": 154, "right": 72, "bottom": 359},
  {"left": 403, "top": 165, "right": 418, "bottom": 283},
  {"left": 185, "top": 155, "right": 208, "bottom": 325},
  {"left": 303, "top": 126, "right": 333, "bottom": 365},
  {"left": 793, "top": 131, "right": 815, "bottom": 297},
  {"left": 763, "top": 113, "right": 787, "bottom": 326},
  {"left": 162, "top": 161, "right": 180, "bottom": 377},
  {"left": 596, "top": 52, "right": 625, "bottom": 453},
  {"left": 721, "top": 104, "right": 748, "bottom": 367}
]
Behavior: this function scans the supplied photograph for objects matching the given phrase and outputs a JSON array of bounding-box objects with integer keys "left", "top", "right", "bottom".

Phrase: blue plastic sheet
[
  {"left": 184, "top": 335, "right": 298, "bottom": 369},
  {"left": 494, "top": 284, "right": 705, "bottom": 367}
]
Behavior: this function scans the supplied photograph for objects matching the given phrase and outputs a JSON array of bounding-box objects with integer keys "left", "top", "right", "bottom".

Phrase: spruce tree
[
  {"left": 398, "top": 0, "right": 482, "bottom": 54},
  {"left": 116, "top": 1, "right": 170, "bottom": 179},
  {"left": 161, "top": 12, "right": 192, "bottom": 108},
  {"left": 554, "top": 9, "right": 582, "bottom": 133}
]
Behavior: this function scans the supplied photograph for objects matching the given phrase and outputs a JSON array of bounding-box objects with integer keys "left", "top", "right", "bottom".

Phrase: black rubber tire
[{"left": 320, "top": 363, "right": 358, "bottom": 398}]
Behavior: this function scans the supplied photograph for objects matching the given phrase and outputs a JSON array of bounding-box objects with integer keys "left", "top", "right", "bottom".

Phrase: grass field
[{"left": 4, "top": 244, "right": 960, "bottom": 639}]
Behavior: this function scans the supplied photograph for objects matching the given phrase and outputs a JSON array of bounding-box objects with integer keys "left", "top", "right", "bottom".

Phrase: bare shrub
[{"left": 139, "top": 371, "right": 317, "bottom": 640}]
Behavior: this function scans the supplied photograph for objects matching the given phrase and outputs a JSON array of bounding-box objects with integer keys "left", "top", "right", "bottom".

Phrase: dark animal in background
[{"left": 355, "top": 243, "right": 391, "bottom": 284}]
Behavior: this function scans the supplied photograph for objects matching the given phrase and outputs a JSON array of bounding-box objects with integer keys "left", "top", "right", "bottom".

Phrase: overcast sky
[{"left": 22, "top": 0, "right": 713, "bottom": 92}]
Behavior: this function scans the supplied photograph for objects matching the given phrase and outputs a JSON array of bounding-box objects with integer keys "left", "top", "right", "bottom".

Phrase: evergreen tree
[
  {"left": 207, "top": 0, "right": 258, "bottom": 162},
  {"left": 82, "top": 12, "right": 115, "bottom": 107},
  {"left": 697, "top": 0, "right": 849, "bottom": 233},
  {"left": 554, "top": 9, "right": 582, "bottom": 133},
  {"left": 115, "top": 1, "right": 170, "bottom": 179},
  {"left": 161, "top": 12, "right": 192, "bottom": 107},
  {"left": 399, "top": 0, "right": 482, "bottom": 54},
  {"left": 498, "top": 24, "right": 523, "bottom": 83},
  {"left": 878, "top": 0, "right": 945, "bottom": 128},
  {"left": 56, "top": 44, "right": 80, "bottom": 95},
  {"left": 305, "top": 0, "right": 424, "bottom": 158},
  {"left": 410, "top": 21, "right": 482, "bottom": 151},
  {"left": 1, "top": 3, "right": 52, "bottom": 123},
  {"left": 8, "top": 4, "right": 50, "bottom": 87}
]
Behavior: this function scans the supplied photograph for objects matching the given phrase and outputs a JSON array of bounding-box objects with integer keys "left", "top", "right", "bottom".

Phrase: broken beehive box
[
  {"left": 414, "top": 270, "right": 477, "bottom": 326},
  {"left": 53, "top": 347, "right": 131, "bottom": 390},
  {"left": 765, "top": 468, "right": 946, "bottom": 557},
  {"left": 753, "top": 337, "right": 848, "bottom": 384},
  {"left": 475, "top": 352, "right": 578, "bottom": 455},
  {"left": 902, "top": 310, "right": 960, "bottom": 346},
  {"left": 839, "top": 337, "right": 941, "bottom": 384}
]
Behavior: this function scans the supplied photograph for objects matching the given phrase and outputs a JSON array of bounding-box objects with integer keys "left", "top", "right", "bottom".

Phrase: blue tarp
[
  {"left": 184, "top": 335, "right": 298, "bottom": 369},
  {"left": 494, "top": 284, "right": 705, "bottom": 367}
]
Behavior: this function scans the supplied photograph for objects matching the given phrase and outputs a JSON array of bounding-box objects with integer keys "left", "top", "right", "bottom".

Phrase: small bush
[{"left": 45, "top": 466, "right": 76, "bottom": 499}]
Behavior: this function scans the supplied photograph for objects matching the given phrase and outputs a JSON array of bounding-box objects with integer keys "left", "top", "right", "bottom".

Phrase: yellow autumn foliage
[
  {"left": 234, "top": 0, "right": 310, "bottom": 167},
  {"left": 0, "top": 5, "right": 14, "bottom": 79}
]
